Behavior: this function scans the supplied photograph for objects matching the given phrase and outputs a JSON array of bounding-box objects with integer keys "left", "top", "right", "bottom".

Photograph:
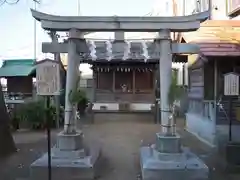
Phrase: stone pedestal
[
  {"left": 57, "top": 131, "right": 84, "bottom": 151},
  {"left": 140, "top": 133, "right": 209, "bottom": 180},
  {"left": 30, "top": 131, "right": 100, "bottom": 180},
  {"left": 155, "top": 133, "right": 181, "bottom": 153},
  {"left": 140, "top": 146, "right": 209, "bottom": 180}
]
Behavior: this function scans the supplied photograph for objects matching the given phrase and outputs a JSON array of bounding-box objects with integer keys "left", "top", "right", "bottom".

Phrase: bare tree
[{"left": 0, "top": 83, "right": 16, "bottom": 157}]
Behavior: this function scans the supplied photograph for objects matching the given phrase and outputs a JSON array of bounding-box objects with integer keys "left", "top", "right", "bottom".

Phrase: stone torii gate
[{"left": 30, "top": 9, "right": 209, "bottom": 180}]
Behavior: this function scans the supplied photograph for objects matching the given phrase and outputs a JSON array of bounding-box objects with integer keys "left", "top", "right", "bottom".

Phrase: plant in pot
[{"left": 166, "top": 69, "right": 184, "bottom": 135}]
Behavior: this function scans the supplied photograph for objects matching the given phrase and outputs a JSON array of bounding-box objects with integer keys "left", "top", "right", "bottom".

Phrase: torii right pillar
[
  {"left": 159, "top": 29, "right": 172, "bottom": 134},
  {"left": 140, "top": 29, "right": 209, "bottom": 180}
]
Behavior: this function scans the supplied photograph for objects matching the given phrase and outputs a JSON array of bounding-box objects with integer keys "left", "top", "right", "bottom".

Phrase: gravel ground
[{"left": 0, "top": 114, "right": 239, "bottom": 180}]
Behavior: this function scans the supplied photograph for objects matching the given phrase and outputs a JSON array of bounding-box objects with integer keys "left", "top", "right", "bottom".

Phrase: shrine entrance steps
[{"left": 92, "top": 112, "right": 155, "bottom": 124}]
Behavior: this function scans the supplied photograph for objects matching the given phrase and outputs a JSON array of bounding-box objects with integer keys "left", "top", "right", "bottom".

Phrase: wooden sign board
[
  {"left": 36, "top": 59, "right": 60, "bottom": 96},
  {"left": 235, "top": 107, "right": 240, "bottom": 122},
  {"left": 224, "top": 72, "right": 239, "bottom": 96}
]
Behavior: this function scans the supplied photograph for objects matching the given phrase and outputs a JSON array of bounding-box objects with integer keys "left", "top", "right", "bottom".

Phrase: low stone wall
[
  {"left": 186, "top": 112, "right": 240, "bottom": 152},
  {"left": 185, "top": 112, "right": 216, "bottom": 147},
  {"left": 92, "top": 103, "right": 153, "bottom": 111}
]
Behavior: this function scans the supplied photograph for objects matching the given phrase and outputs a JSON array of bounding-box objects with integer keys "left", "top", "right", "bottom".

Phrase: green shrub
[
  {"left": 69, "top": 89, "right": 88, "bottom": 115},
  {"left": 15, "top": 99, "right": 64, "bottom": 130}
]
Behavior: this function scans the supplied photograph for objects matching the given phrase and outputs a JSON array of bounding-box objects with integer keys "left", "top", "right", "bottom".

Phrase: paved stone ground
[{"left": 0, "top": 114, "right": 240, "bottom": 180}]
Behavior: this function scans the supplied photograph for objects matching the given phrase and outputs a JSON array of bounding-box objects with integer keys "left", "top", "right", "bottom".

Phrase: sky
[{"left": 0, "top": 0, "right": 178, "bottom": 74}]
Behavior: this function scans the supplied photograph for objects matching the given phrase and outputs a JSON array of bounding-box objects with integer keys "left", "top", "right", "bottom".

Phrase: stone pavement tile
[{"left": 177, "top": 120, "right": 240, "bottom": 180}]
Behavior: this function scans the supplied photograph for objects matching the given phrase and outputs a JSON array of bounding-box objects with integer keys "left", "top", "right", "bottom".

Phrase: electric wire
[
  {"left": 1, "top": 0, "right": 156, "bottom": 57},
  {"left": 0, "top": 0, "right": 20, "bottom": 6},
  {"left": 0, "top": 0, "right": 40, "bottom": 6}
]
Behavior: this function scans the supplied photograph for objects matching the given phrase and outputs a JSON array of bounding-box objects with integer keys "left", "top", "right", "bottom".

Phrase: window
[
  {"left": 193, "top": 0, "right": 209, "bottom": 13},
  {"left": 226, "top": 0, "right": 240, "bottom": 17},
  {"left": 181, "top": 0, "right": 209, "bottom": 15}
]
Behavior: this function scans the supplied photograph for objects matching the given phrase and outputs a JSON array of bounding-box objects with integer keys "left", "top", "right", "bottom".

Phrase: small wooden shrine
[{"left": 85, "top": 32, "right": 187, "bottom": 112}]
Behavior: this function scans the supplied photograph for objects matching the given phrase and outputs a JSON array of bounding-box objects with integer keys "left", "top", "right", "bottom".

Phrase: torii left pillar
[{"left": 30, "top": 29, "right": 100, "bottom": 180}]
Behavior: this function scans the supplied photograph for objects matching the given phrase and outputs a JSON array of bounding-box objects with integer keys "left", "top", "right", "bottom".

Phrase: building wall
[
  {"left": 7, "top": 77, "right": 33, "bottom": 95},
  {"left": 95, "top": 68, "right": 155, "bottom": 103},
  {"left": 186, "top": 113, "right": 216, "bottom": 146},
  {"left": 79, "top": 78, "right": 93, "bottom": 102},
  {"left": 186, "top": 58, "right": 240, "bottom": 148},
  {"left": 209, "top": 0, "right": 228, "bottom": 19}
]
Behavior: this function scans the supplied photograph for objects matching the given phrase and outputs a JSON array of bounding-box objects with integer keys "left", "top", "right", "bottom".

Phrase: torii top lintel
[{"left": 31, "top": 9, "right": 210, "bottom": 32}]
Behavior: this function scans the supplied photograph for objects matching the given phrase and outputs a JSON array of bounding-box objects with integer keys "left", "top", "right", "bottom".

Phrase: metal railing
[{"left": 3, "top": 91, "right": 34, "bottom": 104}]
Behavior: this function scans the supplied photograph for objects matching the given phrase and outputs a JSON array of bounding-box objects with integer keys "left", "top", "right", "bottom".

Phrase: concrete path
[{"left": 0, "top": 115, "right": 239, "bottom": 180}]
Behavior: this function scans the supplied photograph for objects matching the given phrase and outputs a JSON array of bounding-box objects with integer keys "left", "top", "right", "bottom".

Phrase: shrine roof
[
  {"left": 182, "top": 20, "right": 240, "bottom": 56},
  {"left": 0, "top": 59, "right": 36, "bottom": 77}
]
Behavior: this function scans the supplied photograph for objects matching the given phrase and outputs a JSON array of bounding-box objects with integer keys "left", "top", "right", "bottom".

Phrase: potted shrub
[
  {"left": 165, "top": 69, "right": 184, "bottom": 135},
  {"left": 77, "top": 93, "right": 88, "bottom": 116},
  {"left": 69, "top": 89, "right": 88, "bottom": 116},
  {"left": 69, "top": 76, "right": 88, "bottom": 117}
]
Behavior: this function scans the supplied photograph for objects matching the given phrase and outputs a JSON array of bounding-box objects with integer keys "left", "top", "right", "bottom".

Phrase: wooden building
[
  {"left": 0, "top": 58, "right": 66, "bottom": 105},
  {"left": 88, "top": 41, "right": 158, "bottom": 113},
  {"left": 92, "top": 62, "right": 156, "bottom": 103},
  {"left": 84, "top": 32, "right": 187, "bottom": 118},
  {"left": 184, "top": 20, "right": 240, "bottom": 149},
  {"left": 0, "top": 59, "right": 36, "bottom": 103}
]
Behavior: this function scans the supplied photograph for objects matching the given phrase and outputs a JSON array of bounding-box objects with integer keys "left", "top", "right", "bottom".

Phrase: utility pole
[
  {"left": 77, "top": 0, "right": 81, "bottom": 15},
  {"left": 33, "top": 0, "right": 40, "bottom": 60},
  {"left": 172, "top": 0, "right": 178, "bottom": 41},
  {"left": 208, "top": 0, "right": 212, "bottom": 19},
  {"left": 183, "top": 0, "right": 185, "bottom": 15}
]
